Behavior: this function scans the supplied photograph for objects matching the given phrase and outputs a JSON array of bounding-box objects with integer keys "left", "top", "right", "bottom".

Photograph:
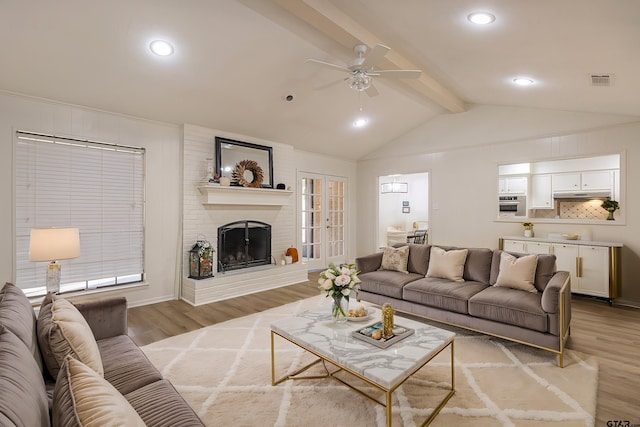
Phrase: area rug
[{"left": 141, "top": 296, "right": 598, "bottom": 427}]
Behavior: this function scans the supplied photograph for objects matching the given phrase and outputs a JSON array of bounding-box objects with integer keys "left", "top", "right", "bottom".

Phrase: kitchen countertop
[{"left": 501, "top": 236, "right": 623, "bottom": 247}]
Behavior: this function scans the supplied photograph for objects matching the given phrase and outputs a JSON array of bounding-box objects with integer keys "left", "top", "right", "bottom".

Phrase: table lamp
[{"left": 29, "top": 227, "right": 80, "bottom": 294}]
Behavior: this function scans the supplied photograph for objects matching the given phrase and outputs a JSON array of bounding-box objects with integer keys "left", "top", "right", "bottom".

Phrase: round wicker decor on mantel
[{"left": 232, "top": 160, "right": 264, "bottom": 188}]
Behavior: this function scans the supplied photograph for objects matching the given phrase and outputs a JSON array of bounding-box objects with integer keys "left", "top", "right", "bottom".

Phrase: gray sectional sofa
[
  {"left": 0, "top": 282, "right": 204, "bottom": 426},
  {"left": 355, "top": 244, "right": 571, "bottom": 367}
]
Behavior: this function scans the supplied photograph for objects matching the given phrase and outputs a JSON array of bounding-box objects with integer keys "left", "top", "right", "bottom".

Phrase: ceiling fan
[{"left": 307, "top": 44, "right": 422, "bottom": 97}]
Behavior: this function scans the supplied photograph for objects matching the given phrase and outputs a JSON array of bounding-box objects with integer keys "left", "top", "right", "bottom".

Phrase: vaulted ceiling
[{"left": 1, "top": 1, "right": 639, "bottom": 159}]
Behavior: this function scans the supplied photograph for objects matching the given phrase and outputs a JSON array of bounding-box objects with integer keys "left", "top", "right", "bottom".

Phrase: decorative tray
[{"left": 351, "top": 321, "right": 414, "bottom": 349}]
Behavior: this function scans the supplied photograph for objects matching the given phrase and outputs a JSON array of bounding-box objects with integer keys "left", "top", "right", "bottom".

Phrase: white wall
[
  {"left": 357, "top": 106, "right": 640, "bottom": 306},
  {"left": 0, "top": 92, "right": 182, "bottom": 307}
]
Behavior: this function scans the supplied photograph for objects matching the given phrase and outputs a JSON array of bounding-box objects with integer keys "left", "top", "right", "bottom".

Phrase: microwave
[{"left": 499, "top": 195, "right": 526, "bottom": 217}]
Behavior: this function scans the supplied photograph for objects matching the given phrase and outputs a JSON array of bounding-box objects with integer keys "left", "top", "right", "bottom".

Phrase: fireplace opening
[{"left": 217, "top": 220, "right": 271, "bottom": 272}]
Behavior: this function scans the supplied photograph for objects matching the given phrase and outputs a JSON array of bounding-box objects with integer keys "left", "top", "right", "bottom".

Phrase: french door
[{"left": 299, "top": 173, "right": 347, "bottom": 269}]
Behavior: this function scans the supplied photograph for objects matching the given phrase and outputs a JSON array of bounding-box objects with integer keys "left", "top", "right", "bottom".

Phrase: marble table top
[{"left": 271, "top": 308, "right": 455, "bottom": 389}]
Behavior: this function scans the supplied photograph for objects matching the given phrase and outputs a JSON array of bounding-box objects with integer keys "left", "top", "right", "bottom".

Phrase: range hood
[{"left": 552, "top": 191, "right": 611, "bottom": 200}]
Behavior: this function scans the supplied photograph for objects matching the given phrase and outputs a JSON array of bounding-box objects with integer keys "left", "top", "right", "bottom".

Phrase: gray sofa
[
  {"left": 0, "top": 282, "right": 204, "bottom": 426},
  {"left": 355, "top": 244, "right": 571, "bottom": 367}
]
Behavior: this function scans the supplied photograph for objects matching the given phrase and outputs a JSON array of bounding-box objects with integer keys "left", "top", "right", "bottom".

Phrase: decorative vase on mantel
[{"left": 331, "top": 294, "right": 349, "bottom": 323}]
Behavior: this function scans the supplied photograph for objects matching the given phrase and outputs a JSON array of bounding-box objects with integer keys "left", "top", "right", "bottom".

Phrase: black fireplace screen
[{"left": 217, "top": 220, "right": 271, "bottom": 272}]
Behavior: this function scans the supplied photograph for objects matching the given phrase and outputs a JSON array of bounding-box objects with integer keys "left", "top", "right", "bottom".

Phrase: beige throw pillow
[
  {"left": 426, "top": 246, "right": 468, "bottom": 282},
  {"left": 495, "top": 252, "right": 539, "bottom": 293},
  {"left": 37, "top": 295, "right": 104, "bottom": 379},
  {"left": 380, "top": 245, "right": 410, "bottom": 273},
  {"left": 53, "top": 356, "right": 146, "bottom": 427}
]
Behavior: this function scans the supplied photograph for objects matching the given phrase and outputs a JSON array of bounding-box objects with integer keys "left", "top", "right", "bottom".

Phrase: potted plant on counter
[
  {"left": 601, "top": 200, "right": 619, "bottom": 220},
  {"left": 522, "top": 222, "right": 534, "bottom": 237}
]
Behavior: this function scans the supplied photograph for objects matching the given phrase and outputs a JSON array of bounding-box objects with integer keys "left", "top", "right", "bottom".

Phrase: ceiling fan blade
[
  {"left": 365, "top": 83, "right": 379, "bottom": 97},
  {"left": 306, "top": 59, "right": 350, "bottom": 73},
  {"left": 375, "top": 69, "right": 422, "bottom": 79},
  {"left": 361, "top": 44, "right": 390, "bottom": 69}
]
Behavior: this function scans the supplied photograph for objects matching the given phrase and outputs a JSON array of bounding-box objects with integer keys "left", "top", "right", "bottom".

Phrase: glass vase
[{"left": 331, "top": 294, "right": 349, "bottom": 323}]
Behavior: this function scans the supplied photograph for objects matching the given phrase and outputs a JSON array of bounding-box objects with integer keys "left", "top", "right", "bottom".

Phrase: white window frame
[{"left": 14, "top": 131, "right": 145, "bottom": 297}]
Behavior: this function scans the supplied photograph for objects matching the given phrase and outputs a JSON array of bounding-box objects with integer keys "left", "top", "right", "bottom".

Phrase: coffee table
[{"left": 270, "top": 308, "right": 455, "bottom": 426}]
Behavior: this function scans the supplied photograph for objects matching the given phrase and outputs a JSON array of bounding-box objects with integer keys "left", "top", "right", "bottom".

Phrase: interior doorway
[
  {"left": 298, "top": 173, "right": 347, "bottom": 269},
  {"left": 378, "top": 172, "right": 429, "bottom": 248}
]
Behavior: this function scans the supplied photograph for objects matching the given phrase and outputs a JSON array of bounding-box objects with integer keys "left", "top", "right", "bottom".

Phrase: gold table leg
[{"left": 271, "top": 330, "right": 455, "bottom": 427}]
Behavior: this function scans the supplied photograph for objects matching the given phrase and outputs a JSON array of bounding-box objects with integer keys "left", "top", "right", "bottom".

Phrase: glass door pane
[
  {"left": 300, "top": 176, "right": 322, "bottom": 262},
  {"left": 326, "top": 178, "right": 345, "bottom": 263}
]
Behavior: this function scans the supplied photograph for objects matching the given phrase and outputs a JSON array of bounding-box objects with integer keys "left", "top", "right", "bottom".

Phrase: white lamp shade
[{"left": 29, "top": 228, "right": 80, "bottom": 262}]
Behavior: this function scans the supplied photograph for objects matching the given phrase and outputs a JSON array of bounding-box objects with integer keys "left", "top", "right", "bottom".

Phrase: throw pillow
[
  {"left": 380, "top": 245, "right": 410, "bottom": 274},
  {"left": 0, "top": 282, "right": 43, "bottom": 372},
  {"left": 37, "top": 295, "right": 104, "bottom": 379},
  {"left": 53, "top": 356, "right": 146, "bottom": 427},
  {"left": 426, "top": 246, "right": 468, "bottom": 282},
  {"left": 495, "top": 252, "right": 539, "bottom": 293},
  {"left": 0, "top": 325, "right": 49, "bottom": 427}
]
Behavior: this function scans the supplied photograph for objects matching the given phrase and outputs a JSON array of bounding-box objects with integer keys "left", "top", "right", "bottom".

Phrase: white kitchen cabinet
[
  {"left": 530, "top": 174, "right": 553, "bottom": 209},
  {"left": 580, "top": 170, "right": 613, "bottom": 191},
  {"left": 499, "top": 177, "right": 527, "bottom": 195},
  {"left": 552, "top": 244, "right": 609, "bottom": 298},
  {"left": 499, "top": 237, "right": 621, "bottom": 302},
  {"left": 501, "top": 239, "right": 552, "bottom": 254},
  {"left": 526, "top": 241, "right": 553, "bottom": 254},
  {"left": 552, "top": 173, "right": 581, "bottom": 192},
  {"left": 502, "top": 239, "right": 526, "bottom": 253},
  {"left": 552, "top": 170, "right": 613, "bottom": 193}
]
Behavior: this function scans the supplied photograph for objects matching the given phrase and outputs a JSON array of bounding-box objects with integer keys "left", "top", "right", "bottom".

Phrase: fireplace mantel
[{"left": 197, "top": 184, "right": 293, "bottom": 206}]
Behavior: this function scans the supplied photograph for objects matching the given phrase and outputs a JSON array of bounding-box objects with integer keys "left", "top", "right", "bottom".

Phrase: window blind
[{"left": 15, "top": 131, "right": 145, "bottom": 296}]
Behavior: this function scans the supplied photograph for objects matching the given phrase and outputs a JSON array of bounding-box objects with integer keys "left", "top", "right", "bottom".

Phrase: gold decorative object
[
  {"left": 232, "top": 159, "right": 264, "bottom": 188},
  {"left": 381, "top": 303, "right": 394, "bottom": 339}
]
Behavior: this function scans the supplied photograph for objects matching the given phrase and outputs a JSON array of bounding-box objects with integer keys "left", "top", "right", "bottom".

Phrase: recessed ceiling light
[
  {"left": 149, "top": 40, "right": 174, "bottom": 56},
  {"left": 353, "top": 118, "right": 368, "bottom": 128},
  {"left": 513, "top": 77, "right": 534, "bottom": 86},
  {"left": 468, "top": 12, "right": 496, "bottom": 25}
]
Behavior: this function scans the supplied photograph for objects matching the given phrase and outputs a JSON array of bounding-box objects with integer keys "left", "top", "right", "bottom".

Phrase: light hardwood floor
[{"left": 128, "top": 273, "right": 640, "bottom": 425}]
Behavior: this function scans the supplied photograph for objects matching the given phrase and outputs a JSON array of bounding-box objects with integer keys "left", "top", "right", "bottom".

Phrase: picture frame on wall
[
  {"left": 402, "top": 201, "right": 410, "bottom": 207},
  {"left": 402, "top": 207, "right": 410, "bottom": 213}
]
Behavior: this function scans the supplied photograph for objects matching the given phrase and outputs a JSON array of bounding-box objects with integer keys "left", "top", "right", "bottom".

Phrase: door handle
[{"left": 576, "top": 257, "right": 582, "bottom": 277}]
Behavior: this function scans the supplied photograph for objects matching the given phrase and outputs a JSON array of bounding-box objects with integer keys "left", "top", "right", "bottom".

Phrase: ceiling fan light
[
  {"left": 348, "top": 70, "right": 372, "bottom": 91},
  {"left": 468, "top": 12, "right": 495, "bottom": 25}
]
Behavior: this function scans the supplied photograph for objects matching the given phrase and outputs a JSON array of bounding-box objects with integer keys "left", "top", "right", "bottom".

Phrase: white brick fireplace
[{"left": 181, "top": 124, "right": 307, "bottom": 305}]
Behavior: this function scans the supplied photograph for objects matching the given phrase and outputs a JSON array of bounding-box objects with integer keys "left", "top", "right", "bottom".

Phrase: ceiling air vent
[{"left": 590, "top": 74, "right": 613, "bottom": 86}]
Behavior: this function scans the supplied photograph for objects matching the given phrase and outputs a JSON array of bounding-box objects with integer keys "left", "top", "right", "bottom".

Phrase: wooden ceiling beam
[{"left": 275, "top": 0, "right": 466, "bottom": 113}]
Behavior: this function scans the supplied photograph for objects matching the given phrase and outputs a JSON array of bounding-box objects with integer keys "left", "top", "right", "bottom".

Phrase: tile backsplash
[{"left": 531, "top": 200, "right": 608, "bottom": 220}]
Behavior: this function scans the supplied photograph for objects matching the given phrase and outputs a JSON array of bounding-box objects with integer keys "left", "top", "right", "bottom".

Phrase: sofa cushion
[
  {"left": 0, "top": 282, "right": 43, "bottom": 372},
  {"left": 490, "top": 250, "right": 557, "bottom": 292},
  {"left": 426, "top": 246, "right": 468, "bottom": 282},
  {"left": 358, "top": 270, "right": 424, "bottom": 299},
  {"left": 98, "top": 335, "right": 163, "bottom": 395},
  {"left": 495, "top": 252, "right": 538, "bottom": 293},
  {"left": 469, "top": 287, "right": 548, "bottom": 333},
  {"left": 403, "top": 277, "right": 488, "bottom": 314},
  {"left": 37, "top": 295, "right": 104, "bottom": 379},
  {"left": 380, "top": 245, "right": 410, "bottom": 273},
  {"left": 394, "top": 243, "right": 431, "bottom": 275},
  {"left": 125, "top": 379, "right": 204, "bottom": 426},
  {"left": 53, "top": 356, "right": 146, "bottom": 427},
  {"left": 0, "top": 325, "right": 50, "bottom": 427},
  {"left": 436, "top": 246, "right": 493, "bottom": 284}
]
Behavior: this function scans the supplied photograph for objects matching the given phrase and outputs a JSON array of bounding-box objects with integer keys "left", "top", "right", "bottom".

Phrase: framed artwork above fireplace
[{"left": 215, "top": 137, "right": 274, "bottom": 188}]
